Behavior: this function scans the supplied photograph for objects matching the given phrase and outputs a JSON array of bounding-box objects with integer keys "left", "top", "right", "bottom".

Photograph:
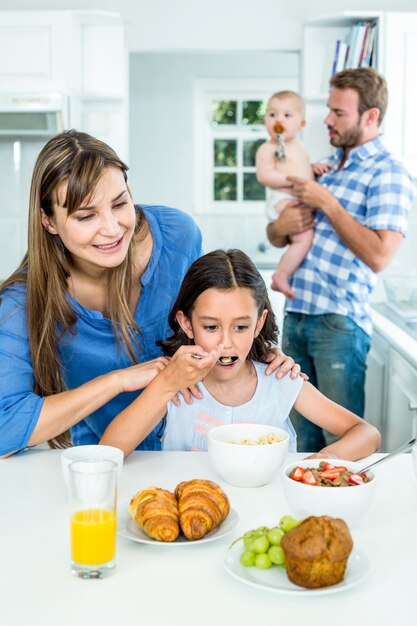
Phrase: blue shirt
[
  {"left": 0, "top": 205, "right": 203, "bottom": 455},
  {"left": 162, "top": 361, "right": 301, "bottom": 452},
  {"left": 286, "top": 136, "right": 415, "bottom": 335}
]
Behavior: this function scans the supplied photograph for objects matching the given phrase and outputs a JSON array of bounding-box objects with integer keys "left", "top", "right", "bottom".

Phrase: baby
[{"left": 256, "top": 90, "right": 329, "bottom": 299}]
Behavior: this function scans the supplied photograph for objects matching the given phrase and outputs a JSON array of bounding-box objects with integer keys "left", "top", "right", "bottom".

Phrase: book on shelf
[
  {"left": 329, "top": 20, "right": 378, "bottom": 78},
  {"left": 344, "top": 23, "right": 359, "bottom": 69},
  {"left": 330, "top": 40, "right": 349, "bottom": 76},
  {"left": 370, "top": 25, "right": 378, "bottom": 67},
  {"left": 353, "top": 22, "right": 369, "bottom": 67}
]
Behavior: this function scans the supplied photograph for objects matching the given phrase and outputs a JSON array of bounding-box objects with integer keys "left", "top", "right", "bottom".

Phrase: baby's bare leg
[{"left": 271, "top": 228, "right": 314, "bottom": 298}]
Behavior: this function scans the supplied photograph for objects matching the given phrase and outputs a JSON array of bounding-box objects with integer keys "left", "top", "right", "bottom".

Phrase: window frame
[{"left": 193, "top": 78, "right": 282, "bottom": 215}]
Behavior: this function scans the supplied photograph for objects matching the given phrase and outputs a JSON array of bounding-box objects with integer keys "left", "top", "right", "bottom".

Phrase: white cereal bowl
[
  {"left": 207, "top": 424, "right": 289, "bottom": 488},
  {"left": 282, "top": 458, "right": 377, "bottom": 527},
  {"left": 61, "top": 444, "right": 124, "bottom": 486}
]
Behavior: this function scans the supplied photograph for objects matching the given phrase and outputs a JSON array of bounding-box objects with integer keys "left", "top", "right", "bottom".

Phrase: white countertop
[{"left": 1, "top": 449, "right": 416, "bottom": 626}]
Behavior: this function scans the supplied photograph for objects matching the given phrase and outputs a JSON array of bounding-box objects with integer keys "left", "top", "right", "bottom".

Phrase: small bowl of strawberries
[{"left": 282, "top": 459, "right": 377, "bottom": 527}]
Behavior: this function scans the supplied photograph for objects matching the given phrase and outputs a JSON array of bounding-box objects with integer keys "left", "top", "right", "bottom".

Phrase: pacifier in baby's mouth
[{"left": 273, "top": 122, "right": 286, "bottom": 162}]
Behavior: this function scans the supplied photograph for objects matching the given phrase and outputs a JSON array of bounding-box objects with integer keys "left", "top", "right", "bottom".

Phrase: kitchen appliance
[
  {"left": 0, "top": 93, "right": 69, "bottom": 280},
  {"left": 0, "top": 92, "right": 68, "bottom": 137}
]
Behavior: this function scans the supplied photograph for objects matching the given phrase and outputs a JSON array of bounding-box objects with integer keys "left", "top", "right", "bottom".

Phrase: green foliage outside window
[
  {"left": 243, "top": 173, "right": 266, "bottom": 201},
  {"left": 214, "top": 139, "right": 237, "bottom": 167},
  {"left": 214, "top": 173, "right": 237, "bottom": 201},
  {"left": 211, "top": 98, "right": 266, "bottom": 203},
  {"left": 243, "top": 139, "right": 264, "bottom": 167},
  {"left": 212, "top": 100, "right": 237, "bottom": 125},
  {"left": 242, "top": 101, "right": 265, "bottom": 125}
]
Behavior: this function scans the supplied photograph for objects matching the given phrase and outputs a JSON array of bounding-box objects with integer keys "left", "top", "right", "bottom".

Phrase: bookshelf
[
  {"left": 301, "top": 12, "right": 383, "bottom": 161},
  {"left": 302, "top": 12, "right": 383, "bottom": 101},
  {"left": 301, "top": 10, "right": 417, "bottom": 178}
]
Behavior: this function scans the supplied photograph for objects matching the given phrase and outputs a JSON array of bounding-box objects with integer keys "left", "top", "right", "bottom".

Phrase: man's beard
[{"left": 328, "top": 124, "right": 363, "bottom": 149}]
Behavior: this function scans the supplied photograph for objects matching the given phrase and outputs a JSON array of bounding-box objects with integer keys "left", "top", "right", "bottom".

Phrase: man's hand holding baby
[{"left": 287, "top": 175, "right": 340, "bottom": 216}]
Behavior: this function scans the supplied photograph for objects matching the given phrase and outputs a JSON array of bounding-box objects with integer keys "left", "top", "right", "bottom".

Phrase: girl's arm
[
  {"left": 100, "top": 345, "right": 223, "bottom": 457},
  {"left": 294, "top": 382, "right": 381, "bottom": 460}
]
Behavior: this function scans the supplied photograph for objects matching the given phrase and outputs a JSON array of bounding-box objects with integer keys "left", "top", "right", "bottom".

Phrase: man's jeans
[{"left": 282, "top": 312, "right": 371, "bottom": 453}]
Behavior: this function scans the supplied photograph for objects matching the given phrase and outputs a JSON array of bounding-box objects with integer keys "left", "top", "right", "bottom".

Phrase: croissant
[
  {"left": 174, "top": 479, "right": 230, "bottom": 540},
  {"left": 129, "top": 487, "right": 180, "bottom": 542}
]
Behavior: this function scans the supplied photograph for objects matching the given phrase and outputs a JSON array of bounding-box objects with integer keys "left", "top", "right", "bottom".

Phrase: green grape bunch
[{"left": 232, "top": 515, "right": 302, "bottom": 570}]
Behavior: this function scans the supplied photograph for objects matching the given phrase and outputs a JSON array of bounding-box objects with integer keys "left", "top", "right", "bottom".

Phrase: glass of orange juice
[{"left": 68, "top": 459, "right": 117, "bottom": 579}]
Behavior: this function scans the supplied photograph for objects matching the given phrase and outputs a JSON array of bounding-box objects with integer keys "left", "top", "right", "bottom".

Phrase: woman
[{"left": 0, "top": 130, "right": 299, "bottom": 457}]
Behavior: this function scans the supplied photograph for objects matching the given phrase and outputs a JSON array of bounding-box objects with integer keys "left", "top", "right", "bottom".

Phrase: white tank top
[{"left": 161, "top": 361, "right": 302, "bottom": 451}]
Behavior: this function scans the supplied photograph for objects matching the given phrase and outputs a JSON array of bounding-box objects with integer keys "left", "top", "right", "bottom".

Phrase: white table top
[{"left": 1, "top": 449, "right": 416, "bottom": 626}]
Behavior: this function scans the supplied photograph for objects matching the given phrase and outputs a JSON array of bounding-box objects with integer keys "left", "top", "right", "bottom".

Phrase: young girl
[{"left": 155, "top": 249, "right": 380, "bottom": 459}]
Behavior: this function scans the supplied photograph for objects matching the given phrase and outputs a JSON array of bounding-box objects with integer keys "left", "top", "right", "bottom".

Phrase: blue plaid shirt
[{"left": 286, "top": 136, "right": 416, "bottom": 335}]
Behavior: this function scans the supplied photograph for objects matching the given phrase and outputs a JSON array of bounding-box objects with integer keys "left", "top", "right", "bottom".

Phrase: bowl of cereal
[
  {"left": 282, "top": 459, "right": 377, "bottom": 527},
  {"left": 207, "top": 424, "right": 289, "bottom": 488}
]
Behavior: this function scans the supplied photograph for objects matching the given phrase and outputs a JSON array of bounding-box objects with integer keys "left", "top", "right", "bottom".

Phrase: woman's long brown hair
[{"left": 0, "top": 130, "right": 149, "bottom": 448}]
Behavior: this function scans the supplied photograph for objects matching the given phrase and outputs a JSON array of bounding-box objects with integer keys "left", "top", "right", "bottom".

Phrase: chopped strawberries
[
  {"left": 291, "top": 466, "right": 305, "bottom": 481},
  {"left": 289, "top": 461, "right": 370, "bottom": 487},
  {"left": 301, "top": 470, "right": 318, "bottom": 486},
  {"left": 320, "top": 468, "right": 341, "bottom": 481},
  {"left": 348, "top": 473, "right": 364, "bottom": 485}
]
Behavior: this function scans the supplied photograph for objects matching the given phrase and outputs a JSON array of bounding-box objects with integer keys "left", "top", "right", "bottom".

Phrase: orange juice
[{"left": 71, "top": 509, "right": 116, "bottom": 565}]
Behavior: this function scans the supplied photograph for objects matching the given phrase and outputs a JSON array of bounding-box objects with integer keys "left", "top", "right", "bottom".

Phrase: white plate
[
  {"left": 117, "top": 502, "right": 239, "bottom": 546},
  {"left": 223, "top": 542, "right": 370, "bottom": 595}
]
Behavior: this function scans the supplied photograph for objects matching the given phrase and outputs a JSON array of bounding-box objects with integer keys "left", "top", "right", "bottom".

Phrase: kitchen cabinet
[
  {"left": 0, "top": 10, "right": 128, "bottom": 160},
  {"left": 365, "top": 311, "right": 417, "bottom": 452},
  {"left": 384, "top": 350, "right": 417, "bottom": 452},
  {"left": 364, "top": 329, "right": 389, "bottom": 439},
  {"left": 301, "top": 11, "right": 417, "bottom": 177}
]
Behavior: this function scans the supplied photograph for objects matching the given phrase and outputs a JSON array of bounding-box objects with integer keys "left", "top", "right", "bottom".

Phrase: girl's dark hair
[{"left": 159, "top": 249, "right": 279, "bottom": 362}]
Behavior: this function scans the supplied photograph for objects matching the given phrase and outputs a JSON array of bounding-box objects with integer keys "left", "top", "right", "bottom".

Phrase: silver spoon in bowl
[{"left": 357, "top": 437, "right": 416, "bottom": 474}]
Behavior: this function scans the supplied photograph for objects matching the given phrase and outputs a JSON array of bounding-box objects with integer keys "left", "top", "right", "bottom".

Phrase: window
[{"left": 194, "top": 79, "right": 297, "bottom": 215}]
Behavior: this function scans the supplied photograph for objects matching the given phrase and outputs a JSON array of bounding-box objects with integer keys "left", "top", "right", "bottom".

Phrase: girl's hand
[
  {"left": 304, "top": 451, "right": 339, "bottom": 460},
  {"left": 265, "top": 348, "right": 308, "bottom": 380},
  {"left": 118, "top": 357, "right": 171, "bottom": 393}
]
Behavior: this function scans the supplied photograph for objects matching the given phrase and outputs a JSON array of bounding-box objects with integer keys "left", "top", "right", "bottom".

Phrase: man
[{"left": 267, "top": 68, "right": 415, "bottom": 452}]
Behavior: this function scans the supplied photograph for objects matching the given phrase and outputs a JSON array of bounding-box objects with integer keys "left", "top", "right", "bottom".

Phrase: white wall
[{"left": 1, "top": 1, "right": 417, "bottom": 51}]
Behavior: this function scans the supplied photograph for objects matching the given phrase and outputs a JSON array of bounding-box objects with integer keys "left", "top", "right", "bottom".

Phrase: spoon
[{"left": 357, "top": 437, "right": 416, "bottom": 474}]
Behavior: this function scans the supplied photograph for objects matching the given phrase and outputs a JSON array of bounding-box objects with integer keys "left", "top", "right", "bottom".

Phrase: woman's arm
[
  {"left": 26, "top": 358, "right": 171, "bottom": 446},
  {"left": 100, "top": 344, "right": 223, "bottom": 457},
  {"left": 294, "top": 382, "right": 381, "bottom": 460}
]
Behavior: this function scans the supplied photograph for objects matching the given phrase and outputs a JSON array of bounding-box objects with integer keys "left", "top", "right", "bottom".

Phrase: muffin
[{"left": 280, "top": 515, "right": 353, "bottom": 588}]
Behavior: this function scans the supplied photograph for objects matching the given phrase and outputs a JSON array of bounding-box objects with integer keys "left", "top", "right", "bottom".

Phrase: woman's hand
[
  {"left": 264, "top": 348, "right": 308, "bottom": 380},
  {"left": 117, "top": 356, "right": 171, "bottom": 393},
  {"left": 162, "top": 344, "right": 223, "bottom": 396}
]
